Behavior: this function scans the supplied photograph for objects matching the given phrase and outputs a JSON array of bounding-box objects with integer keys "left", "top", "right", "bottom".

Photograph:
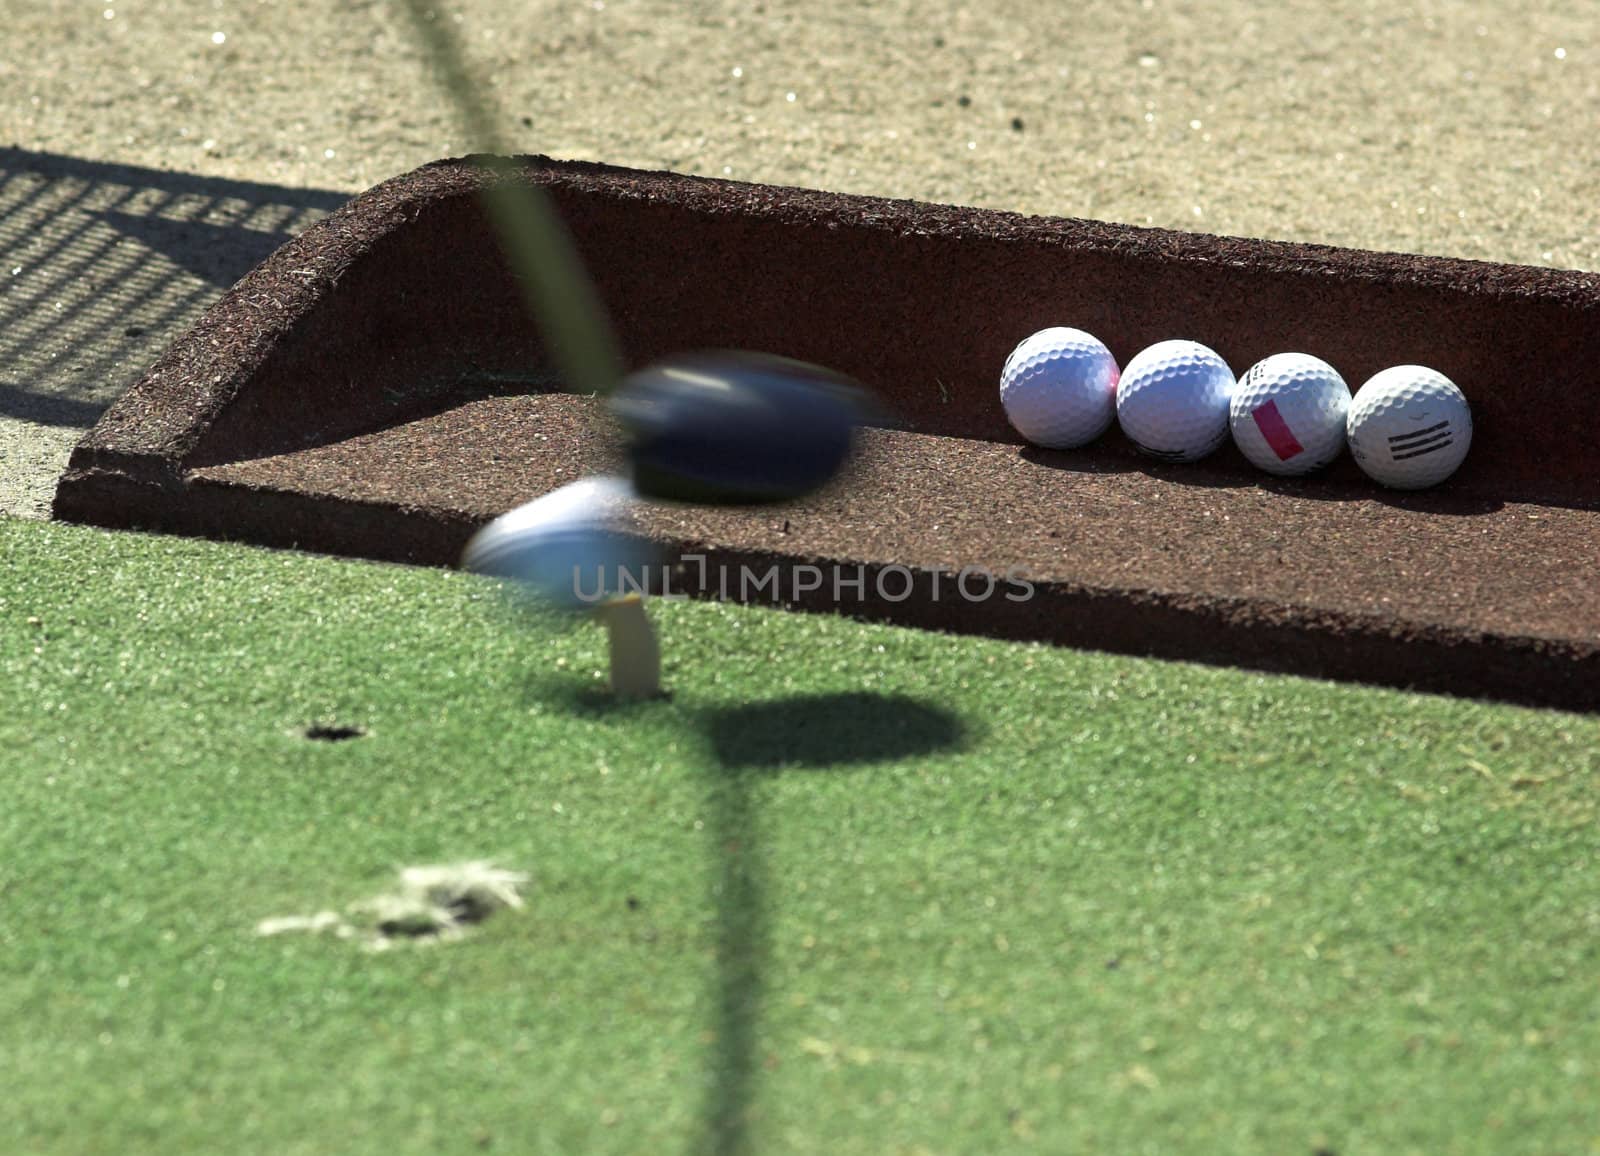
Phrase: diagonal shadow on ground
[
  {"left": 88, "top": 206, "right": 305, "bottom": 289},
  {"left": 0, "top": 146, "right": 349, "bottom": 430}
]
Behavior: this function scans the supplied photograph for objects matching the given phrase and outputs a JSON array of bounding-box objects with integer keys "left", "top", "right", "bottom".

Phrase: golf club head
[{"left": 610, "top": 350, "right": 874, "bottom": 505}]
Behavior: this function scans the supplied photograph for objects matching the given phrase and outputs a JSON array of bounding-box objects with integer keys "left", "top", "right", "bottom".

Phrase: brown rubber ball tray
[{"left": 53, "top": 156, "right": 1600, "bottom": 711}]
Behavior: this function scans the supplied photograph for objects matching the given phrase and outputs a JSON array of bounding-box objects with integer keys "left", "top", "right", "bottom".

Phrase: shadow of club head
[{"left": 702, "top": 690, "right": 969, "bottom": 771}]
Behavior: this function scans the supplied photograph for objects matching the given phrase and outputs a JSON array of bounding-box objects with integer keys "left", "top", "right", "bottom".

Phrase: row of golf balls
[{"left": 999, "top": 329, "right": 1474, "bottom": 489}]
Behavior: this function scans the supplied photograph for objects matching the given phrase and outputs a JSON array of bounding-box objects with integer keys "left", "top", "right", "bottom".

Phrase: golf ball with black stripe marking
[
  {"left": 1346, "top": 366, "right": 1473, "bottom": 490},
  {"left": 1229, "top": 353, "right": 1351, "bottom": 477}
]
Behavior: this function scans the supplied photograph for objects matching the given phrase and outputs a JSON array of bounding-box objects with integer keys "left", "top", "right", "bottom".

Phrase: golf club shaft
[{"left": 396, "top": 0, "right": 626, "bottom": 396}]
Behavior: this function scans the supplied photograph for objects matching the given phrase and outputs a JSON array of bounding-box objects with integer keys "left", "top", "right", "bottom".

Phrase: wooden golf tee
[{"left": 595, "top": 592, "right": 661, "bottom": 699}]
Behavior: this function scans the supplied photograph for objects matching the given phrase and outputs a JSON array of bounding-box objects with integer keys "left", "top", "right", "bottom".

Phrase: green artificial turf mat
[{"left": 1, "top": 519, "right": 1595, "bottom": 1155}]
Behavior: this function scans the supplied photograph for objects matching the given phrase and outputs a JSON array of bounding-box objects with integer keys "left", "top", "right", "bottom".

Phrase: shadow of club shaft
[{"left": 699, "top": 773, "right": 769, "bottom": 1156}]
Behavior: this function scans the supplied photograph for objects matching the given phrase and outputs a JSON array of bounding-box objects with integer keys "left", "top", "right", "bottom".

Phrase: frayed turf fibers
[
  {"left": 1, "top": 519, "right": 1596, "bottom": 1154},
  {"left": 257, "top": 861, "right": 530, "bottom": 949}
]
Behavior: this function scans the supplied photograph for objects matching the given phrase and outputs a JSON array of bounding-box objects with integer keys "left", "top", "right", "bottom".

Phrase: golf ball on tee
[
  {"left": 1115, "top": 339, "right": 1236, "bottom": 462},
  {"left": 1229, "top": 353, "right": 1351, "bottom": 476},
  {"left": 1346, "top": 366, "right": 1473, "bottom": 489},
  {"left": 999, "top": 327, "right": 1120, "bottom": 448},
  {"left": 460, "top": 476, "right": 660, "bottom": 612}
]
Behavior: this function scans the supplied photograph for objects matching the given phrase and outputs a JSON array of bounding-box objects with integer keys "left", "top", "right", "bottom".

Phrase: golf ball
[
  {"left": 460, "top": 476, "right": 660, "bottom": 611},
  {"left": 1346, "top": 366, "right": 1473, "bottom": 490},
  {"left": 1229, "top": 353, "right": 1351, "bottom": 477},
  {"left": 998, "top": 327, "right": 1119, "bottom": 448},
  {"left": 1115, "top": 339, "right": 1236, "bottom": 462}
]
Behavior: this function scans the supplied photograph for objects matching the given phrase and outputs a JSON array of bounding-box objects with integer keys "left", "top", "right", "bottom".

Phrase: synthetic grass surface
[{"left": 1, "top": 519, "right": 1596, "bottom": 1155}]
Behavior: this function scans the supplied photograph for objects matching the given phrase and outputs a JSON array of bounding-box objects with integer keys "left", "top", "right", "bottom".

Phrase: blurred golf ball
[
  {"left": 460, "top": 476, "right": 660, "bottom": 612},
  {"left": 1229, "top": 353, "right": 1351, "bottom": 477},
  {"left": 998, "top": 327, "right": 1120, "bottom": 448},
  {"left": 1346, "top": 366, "right": 1473, "bottom": 490},
  {"left": 1115, "top": 339, "right": 1236, "bottom": 462}
]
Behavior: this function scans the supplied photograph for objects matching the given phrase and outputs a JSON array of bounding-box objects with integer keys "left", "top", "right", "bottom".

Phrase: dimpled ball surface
[
  {"left": 1229, "top": 353, "right": 1352, "bottom": 477},
  {"left": 1115, "top": 339, "right": 1236, "bottom": 462},
  {"left": 998, "top": 327, "right": 1120, "bottom": 448},
  {"left": 460, "top": 476, "right": 661, "bottom": 612},
  {"left": 1347, "top": 366, "right": 1473, "bottom": 490}
]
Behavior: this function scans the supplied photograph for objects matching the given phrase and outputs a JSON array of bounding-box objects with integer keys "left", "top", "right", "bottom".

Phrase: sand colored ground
[{"left": 3, "top": 0, "right": 1598, "bottom": 515}]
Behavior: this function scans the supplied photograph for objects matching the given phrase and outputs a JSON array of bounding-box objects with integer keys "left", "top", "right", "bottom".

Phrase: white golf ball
[
  {"left": 461, "top": 476, "right": 660, "bottom": 611},
  {"left": 1229, "top": 353, "right": 1351, "bottom": 477},
  {"left": 1346, "top": 366, "right": 1473, "bottom": 490},
  {"left": 999, "top": 327, "right": 1119, "bottom": 448},
  {"left": 1115, "top": 339, "right": 1236, "bottom": 462}
]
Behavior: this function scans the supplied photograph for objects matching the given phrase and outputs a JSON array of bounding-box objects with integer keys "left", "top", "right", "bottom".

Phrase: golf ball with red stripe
[{"left": 1229, "top": 353, "right": 1351, "bottom": 477}]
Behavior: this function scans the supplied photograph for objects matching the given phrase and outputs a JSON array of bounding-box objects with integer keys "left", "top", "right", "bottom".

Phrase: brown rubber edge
[{"left": 52, "top": 155, "right": 1600, "bottom": 711}]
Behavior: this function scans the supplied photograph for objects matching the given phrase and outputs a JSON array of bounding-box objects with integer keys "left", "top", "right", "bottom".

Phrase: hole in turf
[{"left": 302, "top": 723, "right": 367, "bottom": 742}]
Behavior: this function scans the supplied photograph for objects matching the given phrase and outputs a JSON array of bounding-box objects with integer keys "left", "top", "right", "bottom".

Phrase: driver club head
[{"left": 609, "top": 350, "right": 873, "bottom": 506}]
